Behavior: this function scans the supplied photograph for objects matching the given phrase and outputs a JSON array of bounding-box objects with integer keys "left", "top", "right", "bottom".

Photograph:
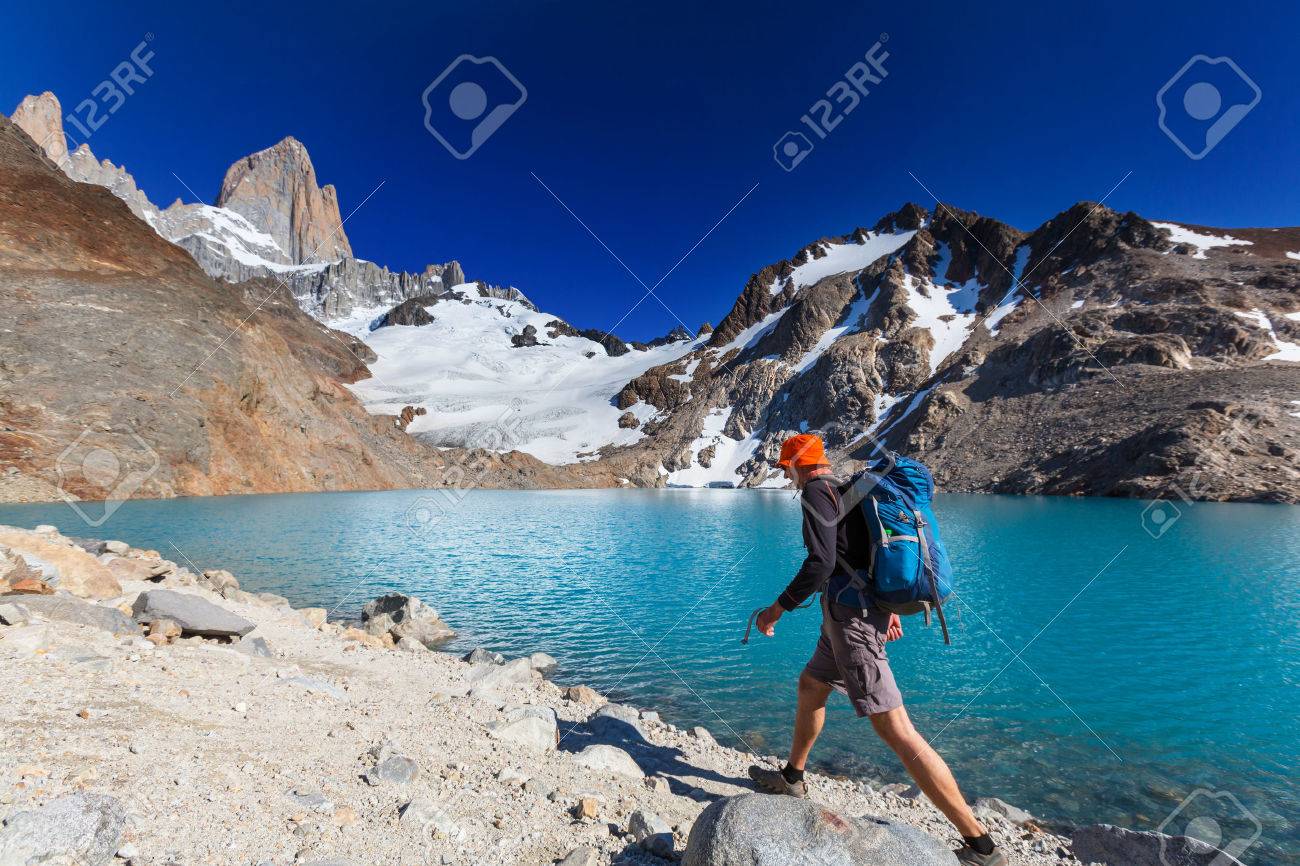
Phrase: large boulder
[
  {"left": 1, "top": 593, "right": 140, "bottom": 636},
  {"left": 588, "top": 702, "right": 649, "bottom": 745},
  {"left": 465, "top": 657, "right": 534, "bottom": 690},
  {"left": 0, "top": 529, "right": 121, "bottom": 600},
  {"left": 1072, "top": 824, "right": 1247, "bottom": 866},
  {"left": 0, "top": 792, "right": 126, "bottom": 866},
  {"left": 683, "top": 793, "right": 957, "bottom": 866},
  {"left": 572, "top": 744, "right": 644, "bottom": 779},
  {"left": 131, "top": 589, "right": 255, "bottom": 638},
  {"left": 487, "top": 706, "right": 558, "bottom": 752},
  {"left": 360, "top": 593, "right": 453, "bottom": 648}
]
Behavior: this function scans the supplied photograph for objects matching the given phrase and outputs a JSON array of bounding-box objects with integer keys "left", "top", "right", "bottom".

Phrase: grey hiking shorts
[{"left": 802, "top": 592, "right": 903, "bottom": 717}]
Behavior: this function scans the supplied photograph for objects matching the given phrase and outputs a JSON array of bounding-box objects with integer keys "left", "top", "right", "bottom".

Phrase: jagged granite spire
[{"left": 217, "top": 136, "right": 353, "bottom": 264}]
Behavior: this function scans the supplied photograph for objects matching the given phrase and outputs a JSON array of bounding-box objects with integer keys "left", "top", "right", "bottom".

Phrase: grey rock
[
  {"left": 528, "top": 651, "right": 558, "bottom": 675},
  {"left": 364, "top": 754, "right": 418, "bottom": 785},
  {"left": 288, "top": 788, "right": 334, "bottom": 814},
  {"left": 462, "top": 647, "right": 504, "bottom": 665},
  {"left": 398, "top": 798, "right": 465, "bottom": 841},
  {"left": 972, "top": 796, "right": 1033, "bottom": 826},
  {"left": 557, "top": 846, "right": 600, "bottom": 866},
  {"left": 1072, "top": 823, "right": 1246, "bottom": 866},
  {"left": 395, "top": 636, "right": 430, "bottom": 654},
  {"left": 691, "top": 725, "right": 717, "bottom": 745},
  {"left": 255, "top": 591, "right": 289, "bottom": 607},
  {"left": 131, "top": 589, "right": 254, "bottom": 638},
  {"left": 0, "top": 601, "right": 31, "bottom": 625},
  {"left": 3, "top": 593, "right": 140, "bottom": 635},
  {"left": 572, "top": 744, "right": 644, "bottom": 778},
  {"left": 280, "top": 676, "right": 345, "bottom": 700},
  {"left": 682, "top": 793, "right": 957, "bottom": 866},
  {"left": 588, "top": 702, "right": 649, "bottom": 744},
  {"left": 465, "top": 657, "right": 534, "bottom": 689},
  {"left": 103, "top": 541, "right": 130, "bottom": 556},
  {"left": 235, "top": 634, "right": 274, "bottom": 658},
  {"left": 0, "top": 792, "right": 126, "bottom": 866},
  {"left": 487, "top": 706, "right": 558, "bottom": 752},
  {"left": 630, "top": 809, "right": 675, "bottom": 857},
  {"left": 361, "top": 593, "right": 454, "bottom": 648},
  {"left": 200, "top": 569, "right": 240, "bottom": 595}
]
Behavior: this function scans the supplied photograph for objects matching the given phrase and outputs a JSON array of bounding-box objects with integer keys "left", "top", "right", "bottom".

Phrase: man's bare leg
[
  {"left": 788, "top": 672, "right": 833, "bottom": 770},
  {"left": 870, "top": 705, "right": 985, "bottom": 837}
]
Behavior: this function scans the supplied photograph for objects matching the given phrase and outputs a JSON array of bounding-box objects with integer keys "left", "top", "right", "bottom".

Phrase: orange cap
[{"left": 777, "top": 433, "right": 828, "bottom": 470}]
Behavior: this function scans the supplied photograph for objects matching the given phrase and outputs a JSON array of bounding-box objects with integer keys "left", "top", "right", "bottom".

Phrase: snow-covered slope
[{"left": 336, "top": 287, "right": 702, "bottom": 464}]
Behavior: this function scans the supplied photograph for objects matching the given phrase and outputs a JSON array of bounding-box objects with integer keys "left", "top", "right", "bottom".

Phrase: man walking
[{"left": 747, "top": 433, "right": 1003, "bottom": 866}]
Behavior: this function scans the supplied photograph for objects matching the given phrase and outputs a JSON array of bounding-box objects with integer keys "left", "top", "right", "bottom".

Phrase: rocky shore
[{"left": 0, "top": 525, "right": 1236, "bottom": 865}]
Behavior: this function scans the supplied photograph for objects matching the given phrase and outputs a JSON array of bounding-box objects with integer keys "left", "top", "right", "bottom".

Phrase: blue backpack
[{"left": 826, "top": 454, "right": 955, "bottom": 643}]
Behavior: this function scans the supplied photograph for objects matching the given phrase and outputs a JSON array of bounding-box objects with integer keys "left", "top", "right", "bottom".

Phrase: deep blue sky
[{"left": 4, "top": 1, "right": 1296, "bottom": 339}]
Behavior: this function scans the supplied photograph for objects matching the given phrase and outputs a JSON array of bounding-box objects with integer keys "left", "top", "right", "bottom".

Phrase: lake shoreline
[{"left": 1, "top": 521, "right": 1252, "bottom": 865}]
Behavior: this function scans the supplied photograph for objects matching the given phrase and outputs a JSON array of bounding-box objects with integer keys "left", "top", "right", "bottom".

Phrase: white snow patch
[
  {"left": 712, "top": 308, "right": 787, "bottom": 357},
  {"left": 1152, "top": 222, "right": 1252, "bottom": 260},
  {"left": 1285, "top": 312, "right": 1300, "bottom": 322},
  {"left": 1234, "top": 309, "right": 1300, "bottom": 362},
  {"left": 987, "top": 245, "right": 1031, "bottom": 336},
  {"left": 665, "top": 407, "right": 762, "bottom": 487},
  {"left": 1291, "top": 401, "right": 1300, "bottom": 419},
  {"left": 668, "top": 358, "right": 701, "bottom": 383},
  {"left": 784, "top": 230, "right": 916, "bottom": 291},
  {"left": 902, "top": 247, "right": 980, "bottom": 373},
  {"left": 339, "top": 295, "right": 705, "bottom": 464},
  {"left": 1286, "top": 251, "right": 1300, "bottom": 261},
  {"left": 1071, "top": 300, "right": 1085, "bottom": 310}
]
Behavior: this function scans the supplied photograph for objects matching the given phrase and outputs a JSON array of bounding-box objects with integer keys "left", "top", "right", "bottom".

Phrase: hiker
[{"left": 747, "top": 433, "right": 1003, "bottom": 866}]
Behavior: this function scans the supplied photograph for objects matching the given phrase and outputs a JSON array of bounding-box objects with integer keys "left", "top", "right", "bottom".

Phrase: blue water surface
[{"left": 2, "top": 490, "right": 1296, "bottom": 864}]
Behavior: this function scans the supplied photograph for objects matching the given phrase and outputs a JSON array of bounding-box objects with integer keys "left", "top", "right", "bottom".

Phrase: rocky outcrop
[
  {"left": 217, "top": 136, "right": 352, "bottom": 264},
  {"left": 373, "top": 297, "right": 436, "bottom": 328},
  {"left": 360, "top": 593, "right": 454, "bottom": 647},
  {"left": 511, "top": 324, "right": 541, "bottom": 348}
]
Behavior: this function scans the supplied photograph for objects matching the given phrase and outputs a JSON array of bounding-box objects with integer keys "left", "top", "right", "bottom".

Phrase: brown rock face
[{"left": 217, "top": 136, "right": 353, "bottom": 264}]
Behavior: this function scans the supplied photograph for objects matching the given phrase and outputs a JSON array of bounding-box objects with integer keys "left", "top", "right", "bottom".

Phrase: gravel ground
[{"left": 0, "top": 529, "right": 1084, "bottom": 866}]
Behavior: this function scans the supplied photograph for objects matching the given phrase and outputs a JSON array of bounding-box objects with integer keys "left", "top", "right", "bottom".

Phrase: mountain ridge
[{"left": 4, "top": 90, "right": 1298, "bottom": 503}]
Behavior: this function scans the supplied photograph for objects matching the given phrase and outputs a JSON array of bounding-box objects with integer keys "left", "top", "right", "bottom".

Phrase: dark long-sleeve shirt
[{"left": 777, "top": 474, "right": 871, "bottom": 611}]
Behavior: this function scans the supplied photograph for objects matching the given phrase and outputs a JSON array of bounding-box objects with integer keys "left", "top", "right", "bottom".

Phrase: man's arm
[{"left": 757, "top": 481, "right": 838, "bottom": 635}]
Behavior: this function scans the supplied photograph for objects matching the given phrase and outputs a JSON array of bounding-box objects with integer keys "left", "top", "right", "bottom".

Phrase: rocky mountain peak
[
  {"left": 11, "top": 91, "right": 67, "bottom": 166},
  {"left": 217, "top": 135, "right": 353, "bottom": 265},
  {"left": 872, "top": 202, "right": 929, "bottom": 234}
]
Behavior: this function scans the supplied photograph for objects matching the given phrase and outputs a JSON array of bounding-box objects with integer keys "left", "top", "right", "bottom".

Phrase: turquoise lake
[{"left": 2, "top": 490, "right": 1296, "bottom": 864}]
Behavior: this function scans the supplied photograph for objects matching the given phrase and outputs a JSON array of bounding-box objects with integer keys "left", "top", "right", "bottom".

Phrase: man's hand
[
  {"left": 756, "top": 602, "right": 784, "bottom": 637},
  {"left": 886, "top": 613, "right": 903, "bottom": 642}
]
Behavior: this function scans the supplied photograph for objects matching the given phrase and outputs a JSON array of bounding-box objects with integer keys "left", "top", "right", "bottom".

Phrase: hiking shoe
[
  {"left": 953, "top": 844, "right": 1006, "bottom": 866},
  {"left": 747, "top": 765, "right": 807, "bottom": 798}
]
